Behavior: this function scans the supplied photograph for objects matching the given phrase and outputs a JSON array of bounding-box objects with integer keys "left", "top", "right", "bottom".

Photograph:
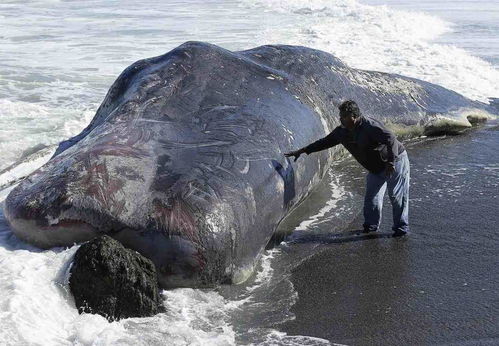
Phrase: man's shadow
[
  {"left": 287, "top": 230, "right": 394, "bottom": 245},
  {"left": 267, "top": 229, "right": 395, "bottom": 249}
]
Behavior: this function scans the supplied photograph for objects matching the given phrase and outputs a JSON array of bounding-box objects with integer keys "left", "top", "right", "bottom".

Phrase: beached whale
[{"left": 4, "top": 42, "right": 496, "bottom": 288}]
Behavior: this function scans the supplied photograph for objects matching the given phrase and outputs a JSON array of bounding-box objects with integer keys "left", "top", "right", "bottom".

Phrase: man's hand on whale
[
  {"left": 284, "top": 148, "right": 305, "bottom": 162},
  {"left": 282, "top": 100, "right": 410, "bottom": 237}
]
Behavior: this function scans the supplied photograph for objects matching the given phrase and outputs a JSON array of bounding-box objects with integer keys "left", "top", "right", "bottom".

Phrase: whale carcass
[{"left": 4, "top": 42, "right": 496, "bottom": 287}]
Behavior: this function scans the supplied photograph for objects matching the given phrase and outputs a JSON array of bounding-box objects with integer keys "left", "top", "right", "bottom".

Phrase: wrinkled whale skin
[{"left": 4, "top": 42, "right": 496, "bottom": 287}]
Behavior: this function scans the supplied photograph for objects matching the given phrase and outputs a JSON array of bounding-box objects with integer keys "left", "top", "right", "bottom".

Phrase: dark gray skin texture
[{"left": 4, "top": 42, "right": 497, "bottom": 288}]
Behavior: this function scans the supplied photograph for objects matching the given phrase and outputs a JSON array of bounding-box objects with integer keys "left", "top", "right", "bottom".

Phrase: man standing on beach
[{"left": 285, "top": 100, "right": 410, "bottom": 237}]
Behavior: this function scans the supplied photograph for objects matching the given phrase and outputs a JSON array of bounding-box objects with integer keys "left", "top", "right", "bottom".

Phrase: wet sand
[{"left": 280, "top": 124, "right": 499, "bottom": 345}]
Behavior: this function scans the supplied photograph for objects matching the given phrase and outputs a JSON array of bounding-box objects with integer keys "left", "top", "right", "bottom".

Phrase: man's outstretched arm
[{"left": 284, "top": 128, "right": 341, "bottom": 161}]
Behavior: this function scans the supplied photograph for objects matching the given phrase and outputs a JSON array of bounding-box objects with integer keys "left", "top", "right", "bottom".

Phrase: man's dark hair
[{"left": 339, "top": 100, "right": 361, "bottom": 118}]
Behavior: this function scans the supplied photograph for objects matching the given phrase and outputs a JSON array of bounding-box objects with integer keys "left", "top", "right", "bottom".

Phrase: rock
[{"left": 69, "top": 235, "right": 164, "bottom": 321}]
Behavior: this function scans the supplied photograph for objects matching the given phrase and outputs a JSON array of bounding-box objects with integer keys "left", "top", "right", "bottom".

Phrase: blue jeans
[{"left": 363, "top": 151, "right": 410, "bottom": 233}]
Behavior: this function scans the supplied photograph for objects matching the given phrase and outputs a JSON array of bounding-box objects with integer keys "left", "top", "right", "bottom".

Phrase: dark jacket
[{"left": 303, "top": 116, "right": 406, "bottom": 174}]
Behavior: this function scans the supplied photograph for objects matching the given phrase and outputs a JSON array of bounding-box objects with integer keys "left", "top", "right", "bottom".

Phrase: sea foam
[{"left": 243, "top": 0, "right": 499, "bottom": 103}]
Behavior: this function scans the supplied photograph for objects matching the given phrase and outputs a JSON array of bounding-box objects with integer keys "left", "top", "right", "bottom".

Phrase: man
[{"left": 285, "top": 100, "right": 409, "bottom": 237}]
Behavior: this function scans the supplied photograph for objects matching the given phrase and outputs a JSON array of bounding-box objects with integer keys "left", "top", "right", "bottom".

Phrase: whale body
[{"left": 4, "top": 42, "right": 496, "bottom": 287}]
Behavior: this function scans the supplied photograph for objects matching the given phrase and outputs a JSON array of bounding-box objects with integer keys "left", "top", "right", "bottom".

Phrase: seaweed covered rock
[{"left": 69, "top": 235, "right": 164, "bottom": 321}]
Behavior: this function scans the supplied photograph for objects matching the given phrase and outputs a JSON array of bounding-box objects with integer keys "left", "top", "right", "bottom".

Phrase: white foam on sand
[{"left": 293, "top": 170, "right": 352, "bottom": 232}]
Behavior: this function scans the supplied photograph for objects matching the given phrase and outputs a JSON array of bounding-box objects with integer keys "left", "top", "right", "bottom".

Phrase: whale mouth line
[
  {"left": 52, "top": 218, "right": 85, "bottom": 226},
  {"left": 40, "top": 217, "right": 96, "bottom": 231}
]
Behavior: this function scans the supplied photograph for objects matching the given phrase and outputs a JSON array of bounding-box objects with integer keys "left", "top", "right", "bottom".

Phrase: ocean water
[{"left": 0, "top": 0, "right": 497, "bottom": 345}]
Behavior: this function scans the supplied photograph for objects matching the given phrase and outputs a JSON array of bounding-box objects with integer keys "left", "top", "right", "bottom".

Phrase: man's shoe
[
  {"left": 362, "top": 226, "right": 378, "bottom": 234},
  {"left": 392, "top": 229, "right": 408, "bottom": 237}
]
